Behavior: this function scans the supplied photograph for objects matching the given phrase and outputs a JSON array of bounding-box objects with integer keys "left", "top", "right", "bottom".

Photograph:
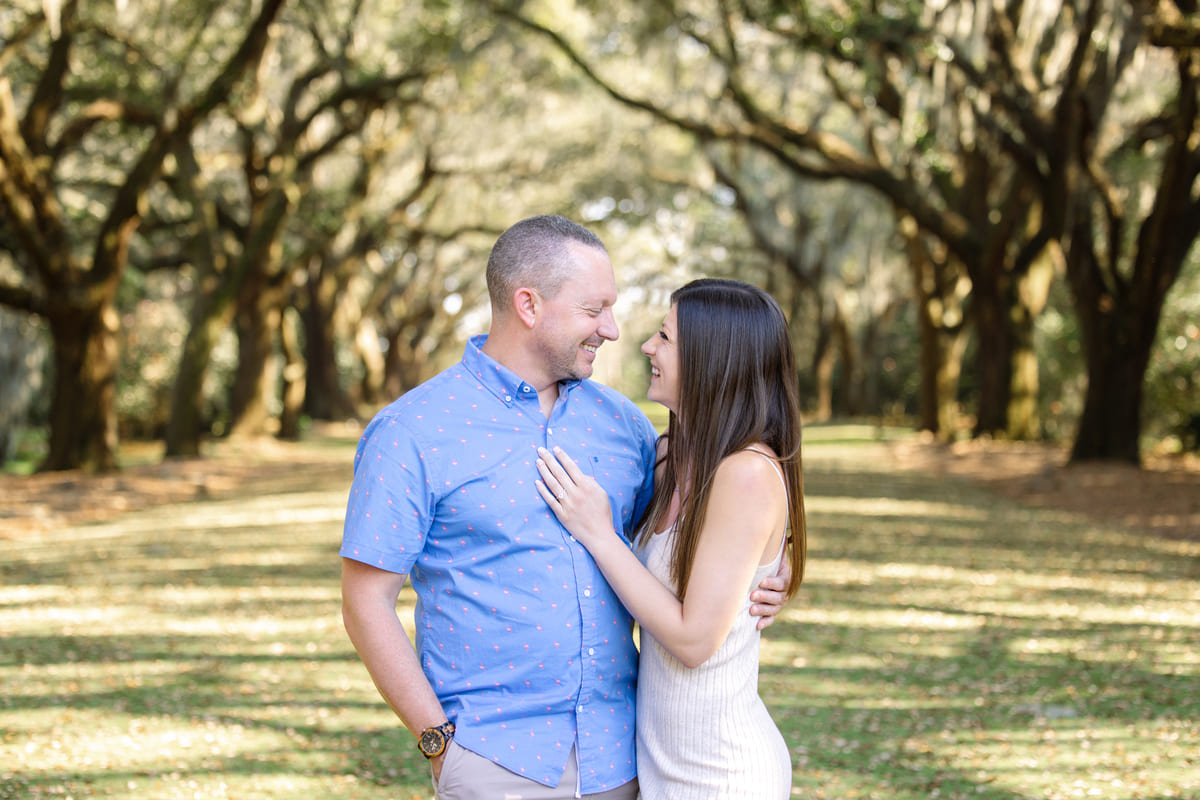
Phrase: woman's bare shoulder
[{"left": 713, "top": 445, "right": 783, "bottom": 495}]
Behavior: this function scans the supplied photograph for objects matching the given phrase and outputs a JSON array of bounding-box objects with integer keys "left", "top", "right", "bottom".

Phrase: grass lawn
[{"left": 1, "top": 425, "right": 1197, "bottom": 799}]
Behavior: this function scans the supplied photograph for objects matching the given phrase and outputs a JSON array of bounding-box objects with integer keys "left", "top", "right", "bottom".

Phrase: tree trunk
[
  {"left": 354, "top": 317, "right": 388, "bottom": 408},
  {"left": 382, "top": 326, "right": 406, "bottom": 402},
  {"left": 811, "top": 317, "right": 835, "bottom": 422},
  {"left": 1066, "top": 214, "right": 1185, "bottom": 465},
  {"left": 1005, "top": 295, "right": 1041, "bottom": 441},
  {"left": 972, "top": 278, "right": 1011, "bottom": 437},
  {"left": 380, "top": 299, "right": 457, "bottom": 400},
  {"left": 1067, "top": 227, "right": 1150, "bottom": 464},
  {"left": 42, "top": 302, "right": 119, "bottom": 472},
  {"left": 164, "top": 306, "right": 230, "bottom": 457},
  {"left": 859, "top": 320, "right": 881, "bottom": 417},
  {"left": 225, "top": 186, "right": 294, "bottom": 438},
  {"left": 1068, "top": 50, "right": 1200, "bottom": 464},
  {"left": 228, "top": 277, "right": 284, "bottom": 438},
  {"left": 972, "top": 286, "right": 1042, "bottom": 442},
  {"left": 382, "top": 325, "right": 434, "bottom": 400},
  {"left": 936, "top": 327, "right": 968, "bottom": 438},
  {"left": 302, "top": 269, "right": 356, "bottom": 419},
  {"left": 906, "top": 227, "right": 966, "bottom": 439},
  {"left": 833, "top": 308, "right": 858, "bottom": 417},
  {"left": 1069, "top": 315, "right": 1147, "bottom": 464},
  {"left": 278, "top": 306, "right": 305, "bottom": 441},
  {"left": 915, "top": 300, "right": 940, "bottom": 433},
  {"left": 915, "top": 299, "right": 968, "bottom": 439},
  {"left": 1006, "top": 248, "right": 1057, "bottom": 440}
]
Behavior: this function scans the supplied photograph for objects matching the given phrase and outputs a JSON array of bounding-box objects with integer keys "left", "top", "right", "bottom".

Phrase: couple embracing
[{"left": 341, "top": 215, "right": 807, "bottom": 799}]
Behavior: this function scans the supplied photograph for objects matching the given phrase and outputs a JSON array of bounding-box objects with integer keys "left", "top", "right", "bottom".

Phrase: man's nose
[{"left": 599, "top": 308, "right": 619, "bottom": 341}]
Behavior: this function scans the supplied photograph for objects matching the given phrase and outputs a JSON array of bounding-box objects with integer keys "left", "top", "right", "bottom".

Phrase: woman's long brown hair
[{"left": 636, "top": 278, "right": 807, "bottom": 602}]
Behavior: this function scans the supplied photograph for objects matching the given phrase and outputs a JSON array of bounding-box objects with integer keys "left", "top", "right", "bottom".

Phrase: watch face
[{"left": 419, "top": 728, "right": 444, "bottom": 757}]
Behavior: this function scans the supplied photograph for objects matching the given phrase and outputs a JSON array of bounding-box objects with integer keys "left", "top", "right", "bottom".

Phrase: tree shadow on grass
[
  {"left": 2, "top": 727, "right": 429, "bottom": 800},
  {"left": 761, "top": 609, "right": 1198, "bottom": 798},
  {"left": 760, "top": 450, "right": 1200, "bottom": 798},
  {"left": 3, "top": 447, "right": 1198, "bottom": 799}
]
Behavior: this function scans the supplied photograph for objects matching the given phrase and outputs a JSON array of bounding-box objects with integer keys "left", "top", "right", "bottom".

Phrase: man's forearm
[
  {"left": 340, "top": 562, "right": 448, "bottom": 736},
  {"left": 345, "top": 606, "right": 446, "bottom": 733}
]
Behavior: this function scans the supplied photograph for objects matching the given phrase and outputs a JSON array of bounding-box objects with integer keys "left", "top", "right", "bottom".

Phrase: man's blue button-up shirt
[{"left": 341, "top": 335, "right": 658, "bottom": 791}]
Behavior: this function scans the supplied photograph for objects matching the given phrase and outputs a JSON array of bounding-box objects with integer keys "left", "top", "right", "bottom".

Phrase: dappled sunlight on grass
[
  {"left": 810, "top": 495, "right": 993, "bottom": 520},
  {"left": 816, "top": 494, "right": 993, "bottom": 525},
  {"left": 925, "top": 719, "right": 1200, "bottom": 797},
  {"left": 2, "top": 432, "right": 1197, "bottom": 799},
  {"left": 755, "top": 438, "right": 1200, "bottom": 799}
]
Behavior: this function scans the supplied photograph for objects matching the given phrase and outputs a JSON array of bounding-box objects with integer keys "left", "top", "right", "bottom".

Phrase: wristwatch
[{"left": 418, "top": 720, "right": 456, "bottom": 759}]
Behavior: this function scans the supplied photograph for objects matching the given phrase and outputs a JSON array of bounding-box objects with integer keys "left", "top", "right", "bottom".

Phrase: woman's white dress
[{"left": 633, "top": 477, "right": 791, "bottom": 798}]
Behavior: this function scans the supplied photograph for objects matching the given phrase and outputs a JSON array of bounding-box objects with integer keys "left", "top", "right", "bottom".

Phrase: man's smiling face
[{"left": 533, "top": 242, "right": 620, "bottom": 383}]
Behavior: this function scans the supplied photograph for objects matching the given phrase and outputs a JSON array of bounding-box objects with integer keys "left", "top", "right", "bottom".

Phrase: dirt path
[
  {"left": 889, "top": 436, "right": 1200, "bottom": 542},
  {"left": 3, "top": 428, "right": 1198, "bottom": 542}
]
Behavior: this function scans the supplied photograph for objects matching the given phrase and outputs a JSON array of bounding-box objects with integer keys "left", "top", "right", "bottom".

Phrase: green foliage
[
  {"left": 1036, "top": 255, "right": 1200, "bottom": 449},
  {"left": 0, "top": 309, "right": 49, "bottom": 466},
  {"left": 870, "top": 303, "right": 924, "bottom": 419},
  {"left": 1035, "top": 277, "right": 1087, "bottom": 443},
  {"left": 115, "top": 273, "right": 187, "bottom": 440},
  {"left": 1145, "top": 258, "right": 1200, "bottom": 450},
  {"left": 114, "top": 271, "right": 237, "bottom": 440}
]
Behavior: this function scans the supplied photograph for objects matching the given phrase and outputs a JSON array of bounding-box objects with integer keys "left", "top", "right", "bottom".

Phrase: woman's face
[{"left": 641, "top": 304, "right": 681, "bottom": 415}]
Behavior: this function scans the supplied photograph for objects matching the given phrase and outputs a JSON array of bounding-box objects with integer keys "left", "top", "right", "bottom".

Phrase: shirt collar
[{"left": 464, "top": 334, "right": 580, "bottom": 406}]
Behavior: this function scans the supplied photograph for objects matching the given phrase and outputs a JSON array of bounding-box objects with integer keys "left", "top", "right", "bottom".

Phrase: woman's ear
[{"left": 513, "top": 287, "right": 540, "bottom": 329}]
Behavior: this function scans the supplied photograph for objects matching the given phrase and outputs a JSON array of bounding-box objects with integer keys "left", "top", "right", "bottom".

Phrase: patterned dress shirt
[{"left": 341, "top": 335, "right": 658, "bottom": 791}]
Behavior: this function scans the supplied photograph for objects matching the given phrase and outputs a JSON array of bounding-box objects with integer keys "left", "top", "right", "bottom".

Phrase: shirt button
[
  {"left": 522, "top": 386, "right": 531, "bottom": 392},
  {"left": 504, "top": 395, "right": 512, "bottom": 402},
  {"left": 588, "top": 648, "right": 595, "bottom": 656},
  {"left": 577, "top": 705, "right": 585, "bottom": 714},
  {"left": 583, "top": 589, "right": 591, "bottom": 597}
]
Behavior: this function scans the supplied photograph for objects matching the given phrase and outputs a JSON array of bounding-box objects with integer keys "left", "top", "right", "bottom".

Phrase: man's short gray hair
[{"left": 486, "top": 215, "right": 608, "bottom": 312}]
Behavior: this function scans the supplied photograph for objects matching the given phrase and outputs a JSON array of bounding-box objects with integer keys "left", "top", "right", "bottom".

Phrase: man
[{"left": 341, "top": 215, "right": 787, "bottom": 799}]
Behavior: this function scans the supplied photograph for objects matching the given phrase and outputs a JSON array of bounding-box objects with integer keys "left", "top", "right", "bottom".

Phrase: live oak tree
[
  {"left": 157, "top": 0, "right": 447, "bottom": 455},
  {"left": 704, "top": 147, "right": 909, "bottom": 422},
  {"left": 489, "top": 0, "right": 1051, "bottom": 439},
  {"left": 0, "top": 0, "right": 286, "bottom": 471},
  {"left": 1063, "top": 4, "right": 1200, "bottom": 462},
  {"left": 159, "top": 0, "right": 625, "bottom": 453},
  {"left": 492, "top": 0, "right": 1199, "bottom": 462}
]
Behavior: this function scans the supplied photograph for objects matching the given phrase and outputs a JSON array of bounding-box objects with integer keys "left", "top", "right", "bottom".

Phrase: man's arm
[{"left": 340, "top": 558, "right": 451, "bottom": 777}]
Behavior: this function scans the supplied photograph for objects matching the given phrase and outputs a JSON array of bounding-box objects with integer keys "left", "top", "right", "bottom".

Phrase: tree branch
[
  {"left": 0, "top": 280, "right": 44, "bottom": 315},
  {"left": 20, "top": 0, "right": 79, "bottom": 155},
  {"left": 0, "top": 78, "right": 67, "bottom": 281},
  {"left": 90, "top": 0, "right": 289, "bottom": 291},
  {"left": 1148, "top": 4, "right": 1200, "bottom": 49},
  {"left": 51, "top": 99, "right": 160, "bottom": 157}
]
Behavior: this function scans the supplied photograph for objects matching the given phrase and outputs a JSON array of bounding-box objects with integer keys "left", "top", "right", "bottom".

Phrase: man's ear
[{"left": 513, "top": 287, "right": 540, "bottom": 329}]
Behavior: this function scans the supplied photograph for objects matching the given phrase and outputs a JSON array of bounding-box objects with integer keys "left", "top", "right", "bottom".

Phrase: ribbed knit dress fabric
[{"left": 633, "top": 455, "right": 791, "bottom": 798}]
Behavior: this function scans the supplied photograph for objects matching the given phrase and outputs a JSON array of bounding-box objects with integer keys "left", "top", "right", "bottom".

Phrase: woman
[{"left": 535, "top": 278, "right": 806, "bottom": 798}]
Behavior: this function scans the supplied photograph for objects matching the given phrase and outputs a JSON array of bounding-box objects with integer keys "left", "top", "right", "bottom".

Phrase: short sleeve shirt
[{"left": 341, "top": 335, "right": 658, "bottom": 791}]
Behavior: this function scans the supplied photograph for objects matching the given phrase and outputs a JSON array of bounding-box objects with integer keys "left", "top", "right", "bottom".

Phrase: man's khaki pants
[{"left": 432, "top": 742, "right": 638, "bottom": 800}]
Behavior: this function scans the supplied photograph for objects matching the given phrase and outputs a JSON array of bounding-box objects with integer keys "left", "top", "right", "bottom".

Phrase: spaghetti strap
[
  {"left": 743, "top": 445, "right": 789, "bottom": 568},
  {"left": 743, "top": 446, "right": 787, "bottom": 495}
]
